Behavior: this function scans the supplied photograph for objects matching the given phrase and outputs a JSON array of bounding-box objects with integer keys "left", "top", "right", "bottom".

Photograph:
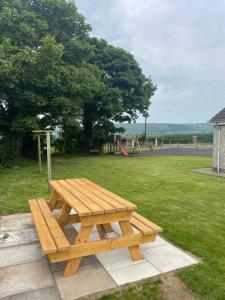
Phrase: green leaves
[{"left": 0, "top": 0, "right": 156, "bottom": 162}]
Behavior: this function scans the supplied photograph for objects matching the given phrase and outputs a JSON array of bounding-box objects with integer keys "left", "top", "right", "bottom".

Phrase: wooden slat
[
  {"left": 66, "top": 179, "right": 116, "bottom": 213},
  {"left": 79, "top": 178, "right": 136, "bottom": 211},
  {"left": 131, "top": 217, "right": 154, "bottom": 235},
  {"left": 75, "top": 179, "right": 131, "bottom": 211},
  {"left": 60, "top": 180, "right": 105, "bottom": 215},
  {"left": 71, "top": 179, "right": 120, "bottom": 212},
  {"left": 48, "top": 232, "right": 156, "bottom": 263},
  {"left": 50, "top": 181, "right": 92, "bottom": 216},
  {"left": 37, "top": 199, "right": 70, "bottom": 251},
  {"left": 81, "top": 211, "right": 132, "bottom": 226},
  {"left": 133, "top": 212, "right": 163, "bottom": 233},
  {"left": 29, "top": 199, "right": 57, "bottom": 254}
]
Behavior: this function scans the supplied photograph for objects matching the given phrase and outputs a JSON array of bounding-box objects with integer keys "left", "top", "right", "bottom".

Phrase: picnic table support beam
[
  {"left": 64, "top": 225, "right": 93, "bottom": 276},
  {"left": 58, "top": 202, "right": 71, "bottom": 228},
  {"left": 119, "top": 220, "right": 144, "bottom": 260},
  {"left": 48, "top": 190, "right": 59, "bottom": 211}
]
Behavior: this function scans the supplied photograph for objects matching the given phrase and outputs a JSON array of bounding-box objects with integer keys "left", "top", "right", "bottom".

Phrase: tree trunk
[
  {"left": 0, "top": 134, "right": 22, "bottom": 167},
  {"left": 21, "top": 134, "right": 37, "bottom": 159},
  {"left": 83, "top": 105, "right": 94, "bottom": 149}
]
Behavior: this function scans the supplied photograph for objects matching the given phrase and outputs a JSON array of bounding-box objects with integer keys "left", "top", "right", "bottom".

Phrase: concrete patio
[{"left": 0, "top": 213, "right": 199, "bottom": 300}]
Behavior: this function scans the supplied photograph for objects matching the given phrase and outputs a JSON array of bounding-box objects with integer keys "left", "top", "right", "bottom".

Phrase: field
[
  {"left": 1, "top": 154, "right": 225, "bottom": 299},
  {"left": 116, "top": 122, "right": 213, "bottom": 136}
]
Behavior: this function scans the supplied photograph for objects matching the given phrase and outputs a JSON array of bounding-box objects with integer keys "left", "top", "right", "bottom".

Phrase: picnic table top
[{"left": 49, "top": 178, "right": 137, "bottom": 217}]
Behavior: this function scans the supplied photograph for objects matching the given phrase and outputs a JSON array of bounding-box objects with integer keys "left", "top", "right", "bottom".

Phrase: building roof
[{"left": 210, "top": 108, "right": 225, "bottom": 124}]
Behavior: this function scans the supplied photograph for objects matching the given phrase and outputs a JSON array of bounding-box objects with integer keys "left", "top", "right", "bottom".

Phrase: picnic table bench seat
[
  {"left": 29, "top": 198, "right": 70, "bottom": 254},
  {"left": 131, "top": 212, "right": 162, "bottom": 236}
]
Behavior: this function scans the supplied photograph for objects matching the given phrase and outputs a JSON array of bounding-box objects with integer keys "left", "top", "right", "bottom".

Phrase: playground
[{"left": 109, "top": 135, "right": 212, "bottom": 157}]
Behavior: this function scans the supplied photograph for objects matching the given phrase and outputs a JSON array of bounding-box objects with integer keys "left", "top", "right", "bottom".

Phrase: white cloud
[{"left": 76, "top": 0, "right": 225, "bottom": 123}]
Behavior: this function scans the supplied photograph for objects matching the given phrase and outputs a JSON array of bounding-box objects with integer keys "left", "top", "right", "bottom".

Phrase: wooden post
[
  {"left": 46, "top": 131, "right": 52, "bottom": 192},
  {"left": 37, "top": 134, "right": 42, "bottom": 173}
]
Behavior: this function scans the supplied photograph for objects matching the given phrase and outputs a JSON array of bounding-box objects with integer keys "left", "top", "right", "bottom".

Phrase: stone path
[{"left": 0, "top": 213, "right": 199, "bottom": 300}]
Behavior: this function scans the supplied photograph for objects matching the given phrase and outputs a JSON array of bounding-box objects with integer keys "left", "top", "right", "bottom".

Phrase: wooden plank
[
  {"left": 97, "top": 224, "right": 108, "bottom": 239},
  {"left": 131, "top": 217, "right": 154, "bottom": 235},
  {"left": 102, "top": 223, "right": 114, "bottom": 233},
  {"left": 66, "top": 179, "right": 116, "bottom": 214},
  {"left": 57, "top": 202, "right": 72, "bottom": 228},
  {"left": 61, "top": 180, "right": 105, "bottom": 215},
  {"left": 29, "top": 199, "right": 57, "bottom": 254},
  {"left": 79, "top": 178, "right": 136, "bottom": 211},
  {"left": 75, "top": 179, "right": 126, "bottom": 212},
  {"left": 67, "top": 214, "right": 81, "bottom": 225},
  {"left": 48, "top": 190, "right": 59, "bottom": 211},
  {"left": 63, "top": 225, "right": 93, "bottom": 276},
  {"left": 119, "top": 220, "right": 144, "bottom": 260},
  {"left": 48, "top": 233, "right": 156, "bottom": 263},
  {"left": 37, "top": 199, "right": 70, "bottom": 251},
  {"left": 133, "top": 212, "right": 163, "bottom": 233},
  {"left": 50, "top": 180, "right": 92, "bottom": 216},
  {"left": 81, "top": 211, "right": 132, "bottom": 226}
]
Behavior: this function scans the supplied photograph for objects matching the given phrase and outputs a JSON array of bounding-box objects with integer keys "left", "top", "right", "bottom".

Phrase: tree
[
  {"left": 0, "top": 0, "right": 91, "bottom": 165},
  {"left": 80, "top": 38, "right": 156, "bottom": 149},
  {"left": 0, "top": 0, "right": 157, "bottom": 164}
]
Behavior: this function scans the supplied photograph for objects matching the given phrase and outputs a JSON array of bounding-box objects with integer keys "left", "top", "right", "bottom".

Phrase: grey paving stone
[
  {"left": 1, "top": 287, "right": 61, "bottom": 300},
  {"left": 54, "top": 259, "right": 116, "bottom": 300},
  {"left": 0, "top": 213, "right": 32, "bottom": 222},
  {"left": 0, "top": 228, "right": 38, "bottom": 248},
  {"left": 142, "top": 244, "right": 198, "bottom": 273},
  {"left": 0, "top": 214, "right": 34, "bottom": 231},
  {"left": 0, "top": 259, "right": 55, "bottom": 298},
  {"left": 97, "top": 248, "right": 146, "bottom": 271},
  {"left": 108, "top": 261, "right": 160, "bottom": 285},
  {"left": 0, "top": 242, "right": 43, "bottom": 268}
]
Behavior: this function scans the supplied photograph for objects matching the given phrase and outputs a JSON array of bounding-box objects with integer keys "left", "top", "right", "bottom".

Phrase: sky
[{"left": 75, "top": 0, "right": 225, "bottom": 123}]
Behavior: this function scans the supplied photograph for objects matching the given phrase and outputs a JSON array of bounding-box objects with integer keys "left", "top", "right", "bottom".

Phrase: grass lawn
[{"left": 1, "top": 154, "right": 225, "bottom": 299}]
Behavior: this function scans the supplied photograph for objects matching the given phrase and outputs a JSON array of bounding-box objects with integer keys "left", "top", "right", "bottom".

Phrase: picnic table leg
[
  {"left": 48, "top": 190, "right": 59, "bottom": 211},
  {"left": 97, "top": 224, "right": 108, "bottom": 239},
  {"left": 119, "top": 220, "right": 144, "bottom": 260},
  {"left": 102, "top": 223, "right": 114, "bottom": 233},
  {"left": 64, "top": 225, "right": 93, "bottom": 276},
  {"left": 57, "top": 202, "right": 71, "bottom": 228}
]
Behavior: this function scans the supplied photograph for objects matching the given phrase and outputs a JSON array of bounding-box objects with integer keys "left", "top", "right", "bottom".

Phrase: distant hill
[{"left": 115, "top": 123, "right": 213, "bottom": 136}]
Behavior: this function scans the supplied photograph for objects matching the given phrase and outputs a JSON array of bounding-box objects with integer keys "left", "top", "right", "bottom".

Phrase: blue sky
[{"left": 76, "top": 0, "right": 225, "bottom": 123}]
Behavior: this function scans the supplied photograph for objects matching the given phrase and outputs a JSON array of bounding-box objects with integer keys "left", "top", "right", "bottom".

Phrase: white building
[{"left": 210, "top": 108, "right": 225, "bottom": 173}]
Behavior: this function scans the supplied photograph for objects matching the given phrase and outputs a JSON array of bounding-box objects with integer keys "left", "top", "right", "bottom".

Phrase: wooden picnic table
[{"left": 29, "top": 178, "right": 162, "bottom": 276}]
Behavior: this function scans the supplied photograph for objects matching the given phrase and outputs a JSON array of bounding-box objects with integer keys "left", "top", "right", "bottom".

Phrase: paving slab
[
  {"left": 109, "top": 261, "right": 160, "bottom": 285},
  {"left": 0, "top": 242, "right": 43, "bottom": 268},
  {"left": 142, "top": 243, "right": 198, "bottom": 273},
  {"left": 1, "top": 287, "right": 61, "bottom": 300},
  {"left": 54, "top": 260, "right": 116, "bottom": 300},
  {"left": 0, "top": 259, "right": 55, "bottom": 298},
  {"left": 0, "top": 228, "right": 38, "bottom": 248},
  {"left": 0, "top": 213, "right": 34, "bottom": 231},
  {"left": 97, "top": 248, "right": 146, "bottom": 271}
]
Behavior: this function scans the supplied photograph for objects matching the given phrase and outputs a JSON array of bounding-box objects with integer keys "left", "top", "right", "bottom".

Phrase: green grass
[
  {"left": 1, "top": 154, "right": 225, "bottom": 299},
  {"left": 99, "top": 280, "right": 162, "bottom": 300}
]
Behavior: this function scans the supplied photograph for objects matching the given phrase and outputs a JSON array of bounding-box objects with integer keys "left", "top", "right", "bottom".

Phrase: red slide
[{"left": 116, "top": 140, "right": 129, "bottom": 156}]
